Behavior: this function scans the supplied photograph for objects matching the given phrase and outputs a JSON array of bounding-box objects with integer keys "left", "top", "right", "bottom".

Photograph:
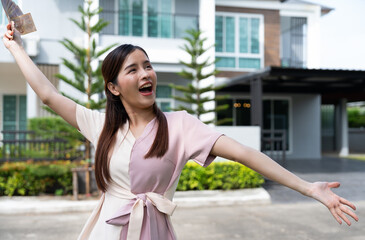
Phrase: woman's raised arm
[
  {"left": 3, "top": 23, "right": 78, "bottom": 129},
  {"left": 210, "top": 135, "right": 359, "bottom": 226}
]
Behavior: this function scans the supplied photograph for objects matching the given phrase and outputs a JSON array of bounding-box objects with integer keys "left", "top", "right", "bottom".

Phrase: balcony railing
[{"left": 100, "top": 10, "right": 199, "bottom": 39}]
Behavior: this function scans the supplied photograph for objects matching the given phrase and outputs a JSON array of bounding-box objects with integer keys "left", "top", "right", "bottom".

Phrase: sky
[{"left": 309, "top": 0, "right": 365, "bottom": 70}]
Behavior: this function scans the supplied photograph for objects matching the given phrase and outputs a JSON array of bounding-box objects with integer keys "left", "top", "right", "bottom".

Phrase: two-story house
[{"left": 1, "top": 0, "right": 364, "bottom": 160}]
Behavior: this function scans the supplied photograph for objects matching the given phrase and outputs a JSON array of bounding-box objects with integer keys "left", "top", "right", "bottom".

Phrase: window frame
[
  {"left": 215, "top": 12, "right": 265, "bottom": 71},
  {"left": 155, "top": 84, "right": 174, "bottom": 112}
]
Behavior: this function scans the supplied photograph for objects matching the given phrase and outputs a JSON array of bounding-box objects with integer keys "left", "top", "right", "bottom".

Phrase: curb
[
  {"left": 0, "top": 188, "right": 271, "bottom": 214},
  {"left": 173, "top": 188, "right": 271, "bottom": 207}
]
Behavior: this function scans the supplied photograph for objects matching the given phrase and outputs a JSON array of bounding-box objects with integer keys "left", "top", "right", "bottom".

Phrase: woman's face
[{"left": 109, "top": 49, "right": 157, "bottom": 112}]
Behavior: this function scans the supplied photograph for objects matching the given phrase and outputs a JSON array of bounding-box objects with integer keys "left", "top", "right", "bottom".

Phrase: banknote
[{"left": 1, "top": 0, "right": 36, "bottom": 35}]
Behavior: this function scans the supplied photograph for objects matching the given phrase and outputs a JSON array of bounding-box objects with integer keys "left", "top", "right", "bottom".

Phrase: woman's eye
[{"left": 128, "top": 69, "right": 136, "bottom": 73}]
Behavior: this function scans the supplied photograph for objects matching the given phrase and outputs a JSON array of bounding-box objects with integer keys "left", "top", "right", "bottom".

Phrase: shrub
[
  {"left": 348, "top": 107, "right": 365, "bottom": 128},
  {"left": 0, "top": 160, "right": 264, "bottom": 196},
  {"left": 177, "top": 161, "right": 264, "bottom": 191},
  {"left": 0, "top": 160, "right": 83, "bottom": 196},
  {"left": 28, "top": 116, "right": 84, "bottom": 147}
]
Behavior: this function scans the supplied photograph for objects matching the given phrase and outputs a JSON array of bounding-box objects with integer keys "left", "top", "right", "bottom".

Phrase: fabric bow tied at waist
[{"left": 106, "top": 192, "right": 177, "bottom": 240}]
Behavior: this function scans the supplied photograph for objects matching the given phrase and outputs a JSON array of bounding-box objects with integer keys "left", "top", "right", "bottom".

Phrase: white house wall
[
  {"left": 22, "top": 0, "right": 84, "bottom": 65},
  {"left": 291, "top": 94, "right": 321, "bottom": 159}
]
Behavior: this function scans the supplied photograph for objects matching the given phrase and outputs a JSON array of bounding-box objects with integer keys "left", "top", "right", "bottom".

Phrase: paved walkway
[
  {"left": 0, "top": 188, "right": 270, "bottom": 214},
  {"left": 263, "top": 156, "right": 365, "bottom": 203}
]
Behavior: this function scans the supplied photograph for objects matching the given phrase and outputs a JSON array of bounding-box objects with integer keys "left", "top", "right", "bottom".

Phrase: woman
[{"left": 3, "top": 23, "right": 358, "bottom": 240}]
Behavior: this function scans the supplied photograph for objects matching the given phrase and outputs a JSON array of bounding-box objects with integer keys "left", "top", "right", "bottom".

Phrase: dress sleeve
[
  {"left": 182, "top": 111, "right": 223, "bottom": 167},
  {"left": 76, "top": 104, "right": 105, "bottom": 145}
]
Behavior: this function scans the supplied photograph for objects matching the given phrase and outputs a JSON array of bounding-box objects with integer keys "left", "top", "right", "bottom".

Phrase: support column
[
  {"left": 199, "top": 0, "right": 216, "bottom": 124},
  {"left": 250, "top": 78, "right": 263, "bottom": 127},
  {"left": 336, "top": 98, "right": 349, "bottom": 157},
  {"left": 26, "top": 83, "right": 37, "bottom": 119}
]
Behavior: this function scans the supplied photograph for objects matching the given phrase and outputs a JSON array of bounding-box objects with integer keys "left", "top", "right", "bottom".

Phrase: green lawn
[{"left": 347, "top": 155, "right": 365, "bottom": 161}]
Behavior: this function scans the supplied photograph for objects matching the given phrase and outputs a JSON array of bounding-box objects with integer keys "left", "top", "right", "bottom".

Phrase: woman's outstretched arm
[
  {"left": 210, "top": 135, "right": 359, "bottom": 226},
  {"left": 3, "top": 22, "right": 77, "bottom": 129}
]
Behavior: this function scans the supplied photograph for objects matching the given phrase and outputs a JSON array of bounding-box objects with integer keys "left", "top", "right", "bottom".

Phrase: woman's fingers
[
  {"left": 328, "top": 181, "right": 340, "bottom": 189},
  {"left": 5, "top": 30, "right": 13, "bottom": 39},
  {"left": 336, "top": 206, "right": 352, "bottom": 226},
  {"left": 340, "top": 197, "right": 357, "bottom": 210},
  {"left": 329, "top": 207, "right": 342, "bottom": 224},
  {"left": 340, "top": 204, "right": 359, "bottom": 222}
]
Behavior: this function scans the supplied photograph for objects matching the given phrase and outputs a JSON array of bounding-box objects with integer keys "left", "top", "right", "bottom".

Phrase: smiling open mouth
[{"left": 139, "top": 83, "right": 153, "bottom": 94}]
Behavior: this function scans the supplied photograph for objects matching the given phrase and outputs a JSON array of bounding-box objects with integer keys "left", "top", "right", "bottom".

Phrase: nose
[{"left": 140, "top": 68, "right": 149, "bottom": 80}]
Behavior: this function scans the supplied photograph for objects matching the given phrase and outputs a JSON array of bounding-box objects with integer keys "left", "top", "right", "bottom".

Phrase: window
[
  {"left": 263, "top": 99, "right": 289, "bottom": 151},
  {"left": 217, "top": 97, "right": 290, "bottom": 150},
  {"left": 215, "top": 13, "right": 264, "bottom": 70},
  {"left": 156, "top": 85, "right": 173, "bottom": 112},
  {"left": 281, "top": 16, "right": 307, "bottom": 68},
  {"left": 2, "top": 95, "right": 27, "bottom": 140},
  {"left": 111, "top": 0, "right": 197, "bottom": 38}
]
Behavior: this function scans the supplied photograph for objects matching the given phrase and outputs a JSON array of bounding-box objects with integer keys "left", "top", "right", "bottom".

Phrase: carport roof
[{"left": 218, "top": 66, "right": 365, "bottom": 104}]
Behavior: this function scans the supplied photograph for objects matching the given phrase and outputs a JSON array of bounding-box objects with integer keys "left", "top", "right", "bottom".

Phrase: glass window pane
[
  {"left": 175, "top": 15, "right": 198, "bottom": 38},
  {"left": 251, "top": 18, "right": 260, "bottom": 54},
  {"left": 19, "top": 96, "right": 27, "bottom": 131},
  {"left": 132, "top": 0, "right": 143, "bottom": 36},
  {"left": 161, "top": 13, "right": 172, "bottom": 38},
  {"left": 156, "top": 85, "right": 172, "bottom": 98},
  {"left": 161, "top": 0, "right": 172, "bottom": 38},
  {"left": 215, "top": 16, "right": 223, "bottom": 52},
  {"left": 273, "top": 100, "right": 289, "bottom": 130},
  {"left": 119, "top": 0, "right": 131, "bottom": 35},
  {"left": 239, "top": 58, "right": 260, "bottom": 69},
  {"left": 235, "top": 99, "right": 251, "bottom": 126},
  {"left": 273, "top": 100, "right": 289, "bottom": 150},
  {"left": 216, "top": 99, "right": 233, "bottom": 126},
  {"left": 160, "top": 102, "right": 171, "bottom": 112},
  {"left": 3, "top": 95, "right": 17, "bottom": 140},
  {"left": 148, "top": 0, "right": 158, "bottom": 37},
  {"left": 239, "top": 17, "right": 248, "bottom": 53},
  {"left": 216, "top": 57, "right": 236, "bottom": 68},
  {"left": 263, "top": 100, "right": 271, "bottom": 130},
  {"left": 225, "top": 17, "right": 235, "bottom": 53}
]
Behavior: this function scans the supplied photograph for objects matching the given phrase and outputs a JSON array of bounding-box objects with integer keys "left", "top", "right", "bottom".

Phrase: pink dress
[{"left": 76, "top": 105, "right": 223, "bottom": 240}]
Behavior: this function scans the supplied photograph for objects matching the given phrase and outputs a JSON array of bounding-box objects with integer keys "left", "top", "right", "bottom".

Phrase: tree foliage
[
  {"left": 55, "top": 0, "right": 117, "bottom": 161},
  {"left": 348, "top": 107, "right": 365, "bottom": 128},
  {"left": 170, "top": 29, "right": 231, "bottom": 125},
  {"left": 56, "top": 0, "right": 117, "bottom": 110}
]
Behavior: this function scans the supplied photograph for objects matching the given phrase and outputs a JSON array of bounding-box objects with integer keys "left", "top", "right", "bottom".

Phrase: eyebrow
[{"left": 124, "top": 60, "right": 151, "bottom": 71}]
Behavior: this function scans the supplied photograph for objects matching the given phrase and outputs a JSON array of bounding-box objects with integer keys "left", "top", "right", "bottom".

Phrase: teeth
[{"left": 140, "top": 83, "right": 152, "bottom": 89}]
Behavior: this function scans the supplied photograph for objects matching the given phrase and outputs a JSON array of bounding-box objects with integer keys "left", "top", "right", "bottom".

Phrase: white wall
[
  {"left": 291, "top": 94, "right": 321, "bottom": 159},
  {"left": 214, "top": 126, "right": 261, "bottom": 161}
]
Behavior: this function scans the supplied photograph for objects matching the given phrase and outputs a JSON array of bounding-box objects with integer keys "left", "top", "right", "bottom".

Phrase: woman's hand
[
  {"left": 308, "top": 182, "right": 359, "bottom": 225},
  {"left": 3, "top": 22, "right": 23, "bottom": 50}
]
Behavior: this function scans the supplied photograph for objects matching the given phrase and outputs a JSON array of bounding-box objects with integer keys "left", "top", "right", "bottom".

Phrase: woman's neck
[{"left": 126, "top": 106, "right": 155, "bottom": 132}]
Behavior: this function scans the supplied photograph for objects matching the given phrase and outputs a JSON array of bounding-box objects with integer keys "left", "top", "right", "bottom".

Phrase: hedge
[
  {"left": 0, "top": 161, "right": 264, "bottom": 196},
  {"left": 177, "top": 161, "right": 264, "bottom": 191},
  {"left": 0, "top": 160, "right": 81, "bottom": 196}
]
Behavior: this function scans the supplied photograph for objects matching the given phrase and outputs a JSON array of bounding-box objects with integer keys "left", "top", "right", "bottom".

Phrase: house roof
[
  {"left": 280, "top": 0, "right": 334, "bottom": 16},
  {"left": 217, "top": 66, "right": 365, "bottom": 104}
]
